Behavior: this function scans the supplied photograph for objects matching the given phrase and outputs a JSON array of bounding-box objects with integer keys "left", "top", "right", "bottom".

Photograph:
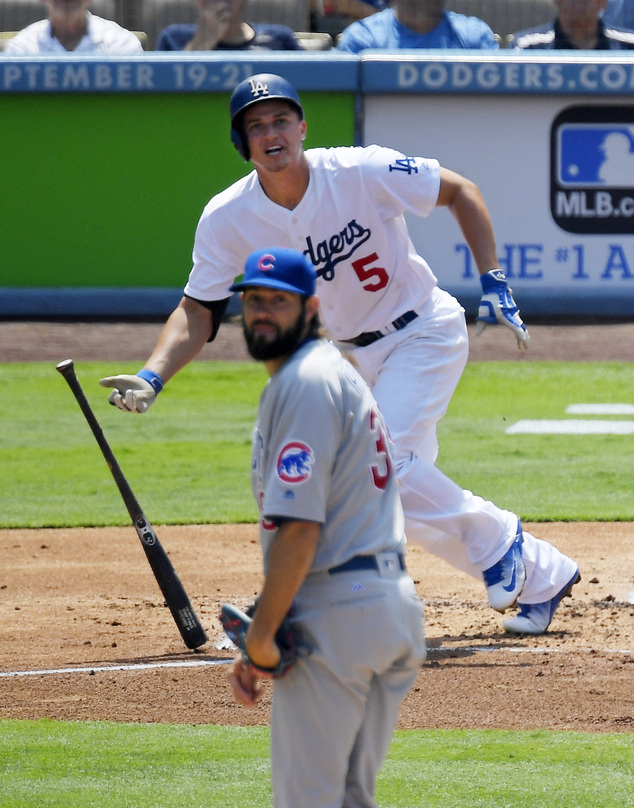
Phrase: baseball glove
[{"left": 219, "top": 601, "right": 304, "bottom": 679}]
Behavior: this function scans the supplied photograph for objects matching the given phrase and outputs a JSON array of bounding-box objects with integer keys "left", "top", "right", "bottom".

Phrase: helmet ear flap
[{"left": 230, "top": 118, "right": 249, "bottom": 162}]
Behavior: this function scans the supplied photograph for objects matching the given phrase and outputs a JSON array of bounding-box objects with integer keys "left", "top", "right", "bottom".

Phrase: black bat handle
[{"left": 56, "top": 359, "right": 141, "bottom": 522}]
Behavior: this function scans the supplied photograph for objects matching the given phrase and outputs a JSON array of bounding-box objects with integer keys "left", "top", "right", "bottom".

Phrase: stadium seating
[
  {"left": 296, "top": 30, "right": 332, "bottom": 49},
  {"left": 0, "top": 0, "right": 563, "bottom": 50}
]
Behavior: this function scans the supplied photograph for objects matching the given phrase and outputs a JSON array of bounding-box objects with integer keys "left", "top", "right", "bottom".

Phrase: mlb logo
[
  {"left": 557, "top": 124, "right": 634, "bottom": 188},
  {"left": 550, "top": 105, "right": 634, "bottom": 234}
]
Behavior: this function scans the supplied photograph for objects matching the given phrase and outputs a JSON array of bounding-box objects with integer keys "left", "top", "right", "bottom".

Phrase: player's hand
[
  {"left": 99, "top": 374, "right": 158, "bottom": 413},
  {"left": 227, "top": 657, "right": 263, "bottom": 708},
  {"left": 195, "top": 0, "right": 232, "bottom": 45},
  {"left": 475, "top": 269, "right": 530, "bottom": 349}
]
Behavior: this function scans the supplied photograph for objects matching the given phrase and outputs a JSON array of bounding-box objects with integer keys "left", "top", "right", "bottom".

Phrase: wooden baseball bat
[{"left": 56, "top": 359, "right": 208, "bottom": 650}]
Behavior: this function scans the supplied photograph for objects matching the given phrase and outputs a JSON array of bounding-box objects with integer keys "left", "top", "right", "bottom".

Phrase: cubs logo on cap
[
  {"left": 230, "top": 247, "right": 316, "bottom": 297},
  {"left": 257, "top": 253, "right": 275, "bottom": 272}
]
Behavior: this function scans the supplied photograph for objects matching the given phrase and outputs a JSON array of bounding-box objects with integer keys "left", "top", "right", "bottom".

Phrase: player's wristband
[
  {"left": 480, "top": 269, "right": 507, "bottom": 292},
  {"left": 136, "top": 369, "right": 164, "bottom": 394}
]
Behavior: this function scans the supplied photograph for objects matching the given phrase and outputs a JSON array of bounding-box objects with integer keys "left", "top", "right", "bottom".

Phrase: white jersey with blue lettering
[
  {"left": 252, "top": 337, "right": 405, "bottom": 572},
  {"left": 185, "top": 145, "right": 440, "bottom": 341},
  {"left": 186, "top": 143, "right": 578, "bottom": 610}
]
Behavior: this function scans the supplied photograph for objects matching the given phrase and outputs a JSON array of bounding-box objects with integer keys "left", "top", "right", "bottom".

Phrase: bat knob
[{"left": 56, "top": 359, "right": 75, "bottom": 376}]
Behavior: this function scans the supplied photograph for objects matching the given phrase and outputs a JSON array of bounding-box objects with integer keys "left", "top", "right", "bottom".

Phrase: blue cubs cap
[{"left": 230, "top": 248, "right": 316, "bottom": 297}]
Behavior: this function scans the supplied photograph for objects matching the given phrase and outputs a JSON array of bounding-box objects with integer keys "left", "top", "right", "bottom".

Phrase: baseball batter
[
  {"left": 226, "top": 246, "right": 425, "bottom": 808},
  {"left": 101, "top": 73, "right": 580, "bottom": 635}
]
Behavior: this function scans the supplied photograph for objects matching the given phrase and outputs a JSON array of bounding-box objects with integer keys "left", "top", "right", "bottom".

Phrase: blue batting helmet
[{"left": 229, "top": 73, "right": 304, "bottom": 162}]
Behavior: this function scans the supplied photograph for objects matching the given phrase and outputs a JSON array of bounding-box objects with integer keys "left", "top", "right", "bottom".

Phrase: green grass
[
  {"left": 0, "top": 361, "right": 267, "bottom": 527},
  {"left": 1, "top": 720, "right": 632, "bottom": 808},
  {"left": 1, "top": 360, "right": 632, "bottom": 527},
  {"left": 437, "top": 361, "right": 634, "bottom": 521},
  {"left": 1, "top": 361, "right": 633, "bottom": 804}
]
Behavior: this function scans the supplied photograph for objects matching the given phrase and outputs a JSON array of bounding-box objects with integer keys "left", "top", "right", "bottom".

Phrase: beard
[{"left": 242, "top": 305, "right": 306, "bottom": 362}]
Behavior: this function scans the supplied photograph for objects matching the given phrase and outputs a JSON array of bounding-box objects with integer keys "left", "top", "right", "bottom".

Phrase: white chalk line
[
  {"left": 567, "top": 404, "right": 634, "bottom": 415},
  {"left": 0, "top": 659, "right": 233, "bottom": 678},
  {"left": 506, "top": 420, "right": 634, "bottom": 435},
  {"left": 429, "top": 646, "right": 632, "bottom": 656},
  {"left": 506, "top": 402, "right": 634, "bottom": 434},
  {"left": 1, "top": 647, "right": 631, "bottom": 678}
]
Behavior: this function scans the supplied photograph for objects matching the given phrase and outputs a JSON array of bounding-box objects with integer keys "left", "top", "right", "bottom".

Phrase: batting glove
[
  {"left": 475, "top": 269, "right": 530, "bottom": 349},
  {"left": 99, "top": 370, "right": 164, "bottom": 413}
]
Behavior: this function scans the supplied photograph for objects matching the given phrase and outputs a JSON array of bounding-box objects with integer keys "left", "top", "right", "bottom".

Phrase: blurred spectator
[
  {"left": 602, "top": 0, "right": 634, "bottom": 28},
  {"left": 156, "top": 0, "right": 301, "bottom": 51},
  {"left": 509, "top": 0, "right": 634, "bottom": 49},
  {"left": 311, "top": 0, "right": 386, "bottom": 38},
  {"left": 4, "top": 0, "right": 143, "bottom": 54},
  {"left": 311, "top": 0, "right": 387, "bottom": 24},
  {"left": 337, "top": 0, "right": 499, "bottom": 52}
]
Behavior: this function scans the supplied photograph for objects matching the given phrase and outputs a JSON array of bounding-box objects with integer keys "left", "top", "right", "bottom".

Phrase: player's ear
[{"left": 305, "top": 295, "right": 319, "bottom": 321}]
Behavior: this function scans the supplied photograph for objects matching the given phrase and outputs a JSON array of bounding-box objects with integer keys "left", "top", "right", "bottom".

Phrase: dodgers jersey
[
  {"left": 184, "top": 145, "right": 441, "bottom": 341},
  {"left": 252, "top": 338, "right": 406, "bottom": 574}
]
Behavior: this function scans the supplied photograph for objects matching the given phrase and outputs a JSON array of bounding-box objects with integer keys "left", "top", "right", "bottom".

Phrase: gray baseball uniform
[{"left": 252, "top": 336, "right": 425, "bottom": 808}]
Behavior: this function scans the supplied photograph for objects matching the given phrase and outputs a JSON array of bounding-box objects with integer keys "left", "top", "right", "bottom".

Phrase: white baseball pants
[{"left": 347, "top": 287, "right": 578, "bottom": 604}]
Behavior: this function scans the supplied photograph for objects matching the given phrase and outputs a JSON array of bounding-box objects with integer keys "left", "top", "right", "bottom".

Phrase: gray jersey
[{"left": 251, "top": 338, "right": 405, "bottom": 573}]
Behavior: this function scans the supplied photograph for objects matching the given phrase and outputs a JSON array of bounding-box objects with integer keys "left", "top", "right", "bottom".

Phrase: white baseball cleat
[
  {"left": 503, "top": 569, "right": 581, "bottom": 635},
  {"left": 482, "top": 524, "right": 526, "bottom": 612}
]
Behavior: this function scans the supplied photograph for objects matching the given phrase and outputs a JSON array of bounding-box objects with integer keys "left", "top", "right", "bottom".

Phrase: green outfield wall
[
  {"left": 2, "top": 92, "right": 351, "bottom": 287},
  {"left": 0, "top": 55, "right": 357, "bottom": 315}
]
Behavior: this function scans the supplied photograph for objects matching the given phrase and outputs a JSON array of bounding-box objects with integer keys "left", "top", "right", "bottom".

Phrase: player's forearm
[
  {"left": 142, "top": 296, "right": 213, "bottom": 383},
  {"left": 246, "top": 520, "right": 319, "bottom": 665},
  {"left": 449, "top": 185, "right": 499, "bottom": 275},
  {"left": 438, "top": 169, "right": 499, "bottom": 274}
]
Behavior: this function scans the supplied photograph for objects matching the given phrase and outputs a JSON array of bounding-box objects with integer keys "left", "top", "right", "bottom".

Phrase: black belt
[
  {"left": 329, "top": 553, "right": 406, "bottom": 575},
  {"left": 342, "top": 310, "right": 418, "bottom": 348}
]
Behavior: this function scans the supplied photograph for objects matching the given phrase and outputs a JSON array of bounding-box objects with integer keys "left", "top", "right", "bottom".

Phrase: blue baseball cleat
[
  {"left": 503, "top": 569, "right": 581, "bottom": 635},
  {"left": 482, "top": 523, "right": 526, "bottom": 612}
]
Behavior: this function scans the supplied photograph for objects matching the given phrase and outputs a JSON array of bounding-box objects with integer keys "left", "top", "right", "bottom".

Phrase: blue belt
[
  {"left": 329, "top": 553, "right": 406, "bottom": 575},
  {"left": 343, "top": 310, "right": 418, "bottom": 348}
]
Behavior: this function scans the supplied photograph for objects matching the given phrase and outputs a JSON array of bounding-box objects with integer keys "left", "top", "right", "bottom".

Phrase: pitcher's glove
[
  {"left": 475, "top": 269, "right": 530, "bottom": 349},
  {"left": 219, "top": 602, "right": 303, "bottom": 679}
]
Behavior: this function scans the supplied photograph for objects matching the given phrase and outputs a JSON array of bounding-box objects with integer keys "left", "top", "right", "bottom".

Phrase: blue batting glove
[{"left": 475, "top": 270, "right": 530, "bottom": 349}]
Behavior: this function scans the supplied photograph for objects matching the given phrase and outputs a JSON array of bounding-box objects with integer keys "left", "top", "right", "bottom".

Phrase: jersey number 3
[
  {"left": 353, "top": 253, "right": 389, "bottom": 292},
  {"left": 370, "top": 408, "right": 392, "bottom": 490}
]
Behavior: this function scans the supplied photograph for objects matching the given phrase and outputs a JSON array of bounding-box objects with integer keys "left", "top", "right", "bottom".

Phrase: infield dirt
[{"left": 1, "top": 320, "right": 632, "bottom": 733}]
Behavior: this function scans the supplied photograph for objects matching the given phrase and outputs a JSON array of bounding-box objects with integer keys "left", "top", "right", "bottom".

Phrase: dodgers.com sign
[{"left": 362, "top": 55, "right": 634, "bottom": 95}]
